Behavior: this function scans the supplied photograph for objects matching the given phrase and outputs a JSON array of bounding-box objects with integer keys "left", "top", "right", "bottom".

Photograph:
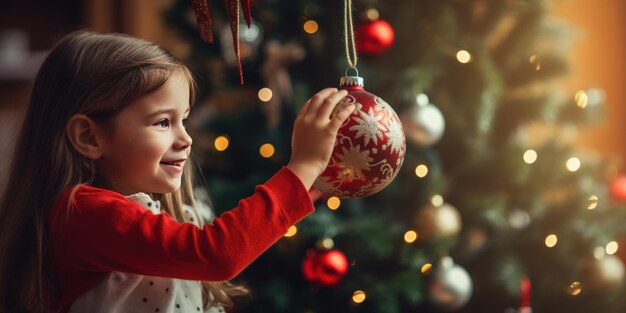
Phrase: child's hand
[{"left": 287, "top": 88, "right": 355, "bottom": 190}]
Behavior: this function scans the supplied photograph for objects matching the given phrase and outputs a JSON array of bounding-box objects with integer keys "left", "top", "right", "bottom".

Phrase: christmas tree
[{"left": 165, "top": 0, "right": 626, "bottom": 312}]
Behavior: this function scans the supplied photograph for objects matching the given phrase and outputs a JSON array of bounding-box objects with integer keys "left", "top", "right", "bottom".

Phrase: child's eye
[
  {"left": 182, "top": 118, "right": 189, "bottom": 128},
  {"left": 154, "top": 119, "right": 170, "bottom": 128}
]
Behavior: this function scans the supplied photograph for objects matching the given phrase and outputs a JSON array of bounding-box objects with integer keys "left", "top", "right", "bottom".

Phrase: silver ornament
[
  {"left": 585, "top": 255, "right": 625, "bottom": 290},
  {"left": 401, "top": 93, "right": 445, "bottom": 147},
  {"left": 428, "top": 257, "right": 473, "bottom": 311}
]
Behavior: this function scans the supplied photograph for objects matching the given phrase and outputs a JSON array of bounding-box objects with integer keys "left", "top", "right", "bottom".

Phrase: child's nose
[{"left": 176, "top": 129, "right": 193, "bottom": 149}]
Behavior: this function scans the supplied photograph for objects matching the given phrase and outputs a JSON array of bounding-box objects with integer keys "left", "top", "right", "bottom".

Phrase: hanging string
[{"left": 344, "top": 0, "right": 358, "bottom": 69}]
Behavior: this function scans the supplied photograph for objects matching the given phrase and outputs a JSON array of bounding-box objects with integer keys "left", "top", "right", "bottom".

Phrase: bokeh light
[
  {"left": 523, "top": 150, "right": 537, "bottom": 164},
  {"left": 284, "top": 225, "right": 297, "bottom": 237},
  {"left": 303, "top": 20, "right": 319, "bottom": 34},
  {"left": 545, "top": 234, "right": 558, "bottom": 248},
  {"left": 214, "top": 136, "right": 229, "bottom": 151},
  {"left": 259, "top": 143, "right": 275, "bottom": 158},
  {"left": 258, "top": 88, "right": 273, "bottom": 102},
  {"left": 327, "top": 196, "right": 341, "bottom": 210},
  {"left": 566, "top": 157, "right": 581, "bottom": 172},
  {"left": 352, "top": 290, "right": 366, "bottom": 303},
  {"left": 415, "top": 164, "right": 428, "bottom": 178},
  {"left": 404, "top": 230, "right": 418, "bottom": 243},
  {"left": 456, "top": 50, "right": 471, "bottom": 63}
]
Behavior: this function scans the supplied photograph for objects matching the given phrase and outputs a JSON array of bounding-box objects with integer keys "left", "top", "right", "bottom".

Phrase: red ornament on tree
[
  {"left": 610, "top": 176, "right": 626, "bottom": 201},
  {"left": 519, "top": 276, "right": 532, "bottom": 313},
  {"left": 313, "top": 74, "right": 406, "bottom": 198},
  {"left": 302, "top": 248, "right": 349, "bottom": 287},
  {"left": 355, "top": 20, "right": 395, "bottom": 55}
]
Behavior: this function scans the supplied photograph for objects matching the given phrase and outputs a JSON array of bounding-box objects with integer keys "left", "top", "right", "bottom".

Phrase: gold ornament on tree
[{"left": 414, "top": 197, "right": 462, "bottom": 241}]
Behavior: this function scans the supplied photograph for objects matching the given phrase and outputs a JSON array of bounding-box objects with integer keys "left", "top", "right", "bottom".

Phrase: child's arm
[
  {"left": 50, "top": 89, "right": 354, "bottom": 282},
  {"left": 51, "top": 168, "right": 311, "bottom": 282},
  {"left": 287, "top": 88, "right": 354, "bottom": 189}
]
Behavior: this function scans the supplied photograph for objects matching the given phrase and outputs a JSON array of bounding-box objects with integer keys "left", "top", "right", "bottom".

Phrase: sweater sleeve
[{"left": 50, "top": 167, "right": 314, "bottom": 282}]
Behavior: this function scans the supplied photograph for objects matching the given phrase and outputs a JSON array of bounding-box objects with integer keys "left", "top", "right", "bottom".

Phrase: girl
[{"left": 0, "top": 31, "right": 354, "bottom": 313}]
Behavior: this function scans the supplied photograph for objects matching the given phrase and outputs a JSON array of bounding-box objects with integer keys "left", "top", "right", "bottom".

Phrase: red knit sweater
[{"left": 48, "top": 167, "right": 314, "bottom": 311}]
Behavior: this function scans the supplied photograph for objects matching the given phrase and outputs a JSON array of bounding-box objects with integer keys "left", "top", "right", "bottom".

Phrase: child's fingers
[
  {"left": 316, "top": 90, "right": 348, "bottom": 121},
  {"left": 305, "top": 88, "right": 338, "bottom": 118},
  {"left": 296, "top": 99, "right": 310, "bottom": 120},
  {"left": 329, "top": 103, "right": 356, "bottom": 132}
]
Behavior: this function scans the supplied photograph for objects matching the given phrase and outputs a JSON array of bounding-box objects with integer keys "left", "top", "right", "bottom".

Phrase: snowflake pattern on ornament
[
  {"left": 375, "top": 97, "right": 405, "bottom": 156},
  {"left": 349, "top": 107, "right": 387, "bottom": 146},
  {"left": 313, "top": 175, "right": 346, "bottom": 197},
  {"left": 335, "top": 144, "right": 374, "bottom": 182}
]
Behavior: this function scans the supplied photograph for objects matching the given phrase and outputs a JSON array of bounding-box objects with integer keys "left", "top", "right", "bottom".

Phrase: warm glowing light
[
  {"left": 416, "top": 93, "right": 429, "bottom": 106},
  {"left": 327, "top": 196, "right": 341, "bottom": 210},
  {"left": 566, "top": 157, "right": 581, "bottom": 172},
  {"left": 431, "top": 195, "right": 444, "bottom": 207},
  {"left": 575, "top": 90, "right": 588, "bottom": 108},
  {"left": 415, "top": 164, "right": 429, "bottom": 178},
  {"left": 530, "top": 54, "right": 541, "bottom": 70},
  {"left": 587, "top": 195, "right": 598, "bottom": 210},
  {"left": 284, "top": 225, "right": 297, "bottom": 237},
  {"left": 545, "top": 234, "right": 558, "bottom": 247},
  {"left": 404, "top": 230, "right": 418, "bottom": 243},
  {"left": 366, "top": 8, "right": 379, "bottom": 21},
  {"left": 214, "top": 136, "right": 229, "bottom": 151},
  {"left": 456, "top": 50, "right": 471, "bottom": 63},
  {"left": 258, "top": 88, "right": 273, "bottom": 102},
  {"left": 303, "top": 20, "right": 319, "bottom": 34},
  {"left": 352, "top": 290, "right": 366, "bottom": 303},
  {"left": 523, "top": 149, "right": 537, "bottom": 164},
  {"left": 594, "top": 246, "right": 606, "bottom": 260},
  {"left": 421, "top": 263, "right": 432, "bottom": 273},
  {"left": 321, "top": 238, "right": 334, "bottom": 249},
  {"left": 259, "top": 143, "right": 275, "bottom": 158},
  {"left": 606, "top": 241, "right": 618, "bottom": 255},
  {"left": 569, "top": 281, "right": 582, "bottom": 296}
]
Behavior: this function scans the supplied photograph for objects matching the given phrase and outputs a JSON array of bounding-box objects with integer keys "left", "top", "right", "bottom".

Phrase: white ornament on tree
[
  {"left": 585, "top": 255, "right": 625, "bottom": 290},
  {"left": 401, "top": 93, "right": 445, "bottom": 147},
  {"left": 428, "top": 256, "right": 473, "bottom": 311}
]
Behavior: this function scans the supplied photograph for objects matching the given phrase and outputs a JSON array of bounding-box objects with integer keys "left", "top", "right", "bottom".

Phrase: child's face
[{"left": 96, "top": 73, "right": 192, "bottom": 195}]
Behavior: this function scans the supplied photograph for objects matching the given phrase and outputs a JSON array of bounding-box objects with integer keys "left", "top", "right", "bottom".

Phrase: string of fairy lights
[{"left": 204, "top": 4, "right": 617, "bottom": 304}]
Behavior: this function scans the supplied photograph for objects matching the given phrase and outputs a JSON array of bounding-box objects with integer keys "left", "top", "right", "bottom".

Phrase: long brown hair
[{"left": 0, "top": 30, "right": 246, "bottom": 313}]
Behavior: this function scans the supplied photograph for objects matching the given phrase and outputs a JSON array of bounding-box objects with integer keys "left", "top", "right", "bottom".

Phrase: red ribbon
[{"left": 192, "top": 0, "right": 252, "bottom": 84}]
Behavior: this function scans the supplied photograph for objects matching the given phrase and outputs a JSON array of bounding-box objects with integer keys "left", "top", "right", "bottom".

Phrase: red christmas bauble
[
  {"left": 610, "top": 176, "right": 626, "bottom": 201},
  {"left": 313, "top": 75, "right": 406, "bottom": 198},
  {"left": 302, "top": 248, "right": 349, "bottom": 287},
  {"left": 355, "top": 20, "right": 395, "bottom": 55}
]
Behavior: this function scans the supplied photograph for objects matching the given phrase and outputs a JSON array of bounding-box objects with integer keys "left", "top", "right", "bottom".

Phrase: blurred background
[{"left": 1, "top": 0, "right": 626, "bottom": 312}]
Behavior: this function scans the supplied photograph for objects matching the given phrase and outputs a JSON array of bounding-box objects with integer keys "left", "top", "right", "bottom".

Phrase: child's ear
[{"left": 66, "top": 114, "right": 105, "bottom": 160}]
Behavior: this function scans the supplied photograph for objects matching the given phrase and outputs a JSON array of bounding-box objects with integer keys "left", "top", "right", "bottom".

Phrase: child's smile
[{"left": 160, "top": 159, "right": 186, "bottom": 173}]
